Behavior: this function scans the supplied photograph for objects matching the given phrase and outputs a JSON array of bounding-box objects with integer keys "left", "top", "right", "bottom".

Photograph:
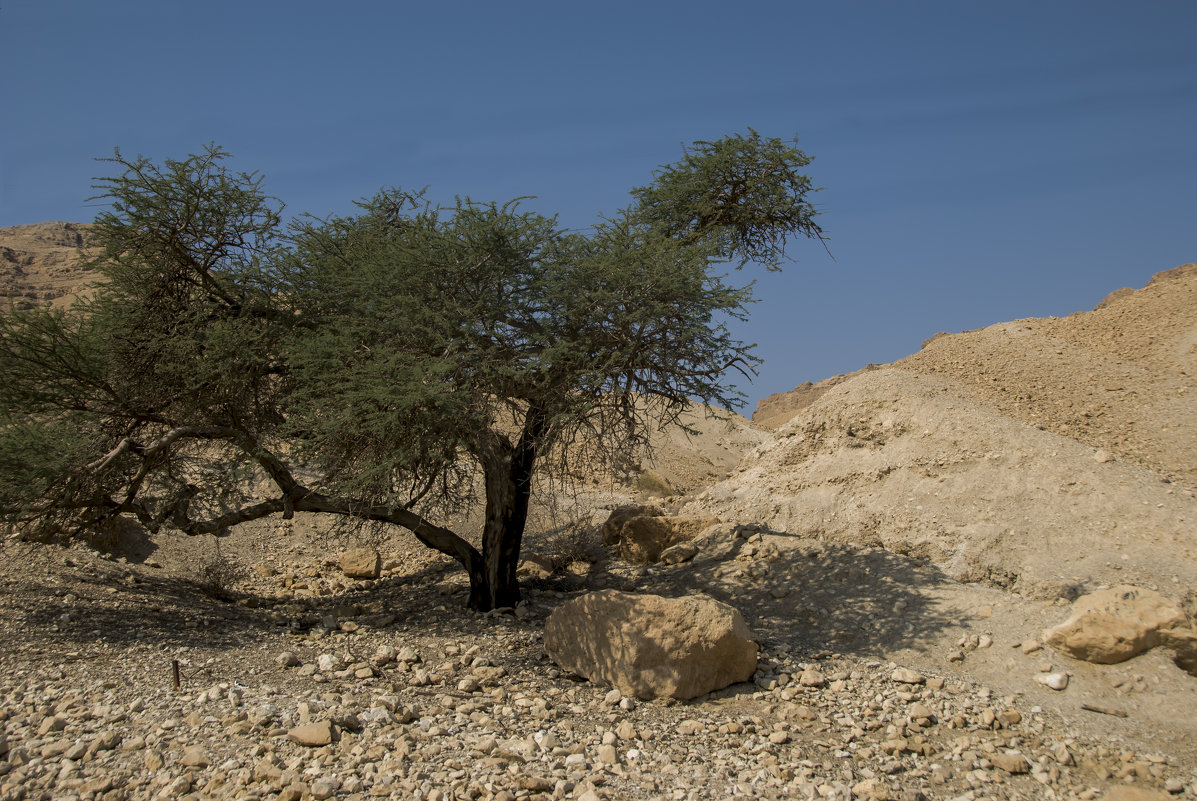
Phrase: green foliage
[
  {"left": 630, "top": 129, "right": 823, "bottom": 269},
  {"left": 0, "top": 132, "right": 823, "bottom": 609},
  {"left": 0, "top": 145, "right": 288, "bottom": 537}
]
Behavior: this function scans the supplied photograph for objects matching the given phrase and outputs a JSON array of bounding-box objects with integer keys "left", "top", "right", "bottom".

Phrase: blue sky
[{"left": 2, "top": 2, "right": 1194, "bottom": 410}]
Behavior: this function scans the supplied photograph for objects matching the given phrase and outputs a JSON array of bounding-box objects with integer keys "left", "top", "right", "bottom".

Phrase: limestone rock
[
  {"left": 601, "top": 505, "right": 662, "bottom": 546},
  {"left": 1037, "top": 672, "right": 1069, "bottom": 690},
  {"left": 180, "top": 746, "right": 209, "bottom": 767},
  {"left": 544, "top": 590, "right": 757, "bottom": 700},
  {"left": 989, "top": 751, "right": 1029, "bottom": 774},
  {"left": 276, "top": 651, "right": 300, "bottom": 668},
  {"left": 798, "top": 667, "right": 826, "bottom": 687},
  {"left": 1043, "top": 585, "right": 1190, "bottom": 664},
  {"left": 339, "top": 548, "right": 381, "bottom": 580},
  {"left": 612, "top": 515, "right": 721, "bottom": 564},
  {"left": 660, "top": 540, "right": 699, "bottom": 565},
  {"left": 1160, "top": 626, "right": 1197, "bottom": 676},
  {"left": 891, "top": 668, "right": 925, "bottom": 685},
  {"left": 517, "top": 553, "right": 554, "bottom": 579},
  {"left": 288, "top": 720, "right": 337, "bottom": 747}
]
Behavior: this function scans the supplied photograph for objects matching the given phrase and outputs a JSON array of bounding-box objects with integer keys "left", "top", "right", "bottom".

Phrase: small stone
[
  {"left": 88, "top": 730, "right": 121, "bottom": 753},
  {"left": 317, "top": 653, "right": 343, "bottom": 672},
  {"left": 1094, "top": 449, "right": 1114, "bottom": 463},
  {"left": 37, "top": 715, "right": 67, "bottom": 735},
  {"left": 998, "top": 709, "right": 1022, "bottom": 726},
  {"left": 990, "top": 751, "right": 1030, "bottom": 774},
  {"left": 768, "top": 730, "right": 789, "bottom": 744},
  {"left": 799, "top": 666, "right": 826, "bottom": 687},
  {"left": 891, "top": 668, "right": 925, "bottom": 685},
  {"left": 162, "top": 776, "right": 192, "bottom": 798},
  {"left": 615, "top": 720, "right": 637, "bottom": 740},
  {"left": 604, "top": 689, "right": 622, "bottom": 705},
  {"left": 597, "top": 743, "right": 618, "bottom": 764},
  {"left": 81, "top": 777, "right": 113, "bottom": 794},
  {"left": 276, "top": 651, "right": 300, "bottom": 668},
  {"left": 288, "top": 720, "right": 337, "bottom": 747},
  {"left": 907, "top": 702, "right": 934, "bottom": 721},
  {"left": 180, "top": 746, "right": 209, "bottom": 767},
  {"left": 1037, "top": 672, "right": 1069, "bottom": 690},
  {"left": 852, "top": 778, "right": 892, "bottom": 800},
  {"left": 371, "top": 645, "right": 396, "bottom": 666},
  {"left": 310, "top": 777, "right": 340, "bottom": 800},
  {"left": 1020, "top": 639, "right": 1043, "bottom": 654}
]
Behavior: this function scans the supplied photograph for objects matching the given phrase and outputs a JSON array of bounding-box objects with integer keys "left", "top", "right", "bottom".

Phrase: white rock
[{"left": 1037, "top": 672, "right": 1069, "bottom": 690}]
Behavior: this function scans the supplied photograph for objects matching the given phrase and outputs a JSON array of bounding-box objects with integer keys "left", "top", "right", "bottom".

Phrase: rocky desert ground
[{"left": 1, "top": 222, "right": 1194, "bottom": 801}]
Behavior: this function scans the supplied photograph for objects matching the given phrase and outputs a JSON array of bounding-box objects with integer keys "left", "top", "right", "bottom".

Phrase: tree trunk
[{"left": 470, "top": 409, "right": 545, "bottom": 612}]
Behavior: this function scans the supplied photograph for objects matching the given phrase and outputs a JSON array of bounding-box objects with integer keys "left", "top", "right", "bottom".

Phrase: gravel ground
[{"left": 1, "top": 526, "right": 1192, "bottom": 801}]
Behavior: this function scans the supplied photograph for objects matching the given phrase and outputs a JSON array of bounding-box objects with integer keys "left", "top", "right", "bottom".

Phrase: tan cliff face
[{"left": 0, "top": 221, "right": 99, "bottom": 310}]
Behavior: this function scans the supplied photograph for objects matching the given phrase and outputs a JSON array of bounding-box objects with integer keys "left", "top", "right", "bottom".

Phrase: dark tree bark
[{"left": 471, "top": 408, "right": 545, "bottom": 611}]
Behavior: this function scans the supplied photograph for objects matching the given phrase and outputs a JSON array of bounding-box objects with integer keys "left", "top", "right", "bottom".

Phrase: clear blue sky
[{"left": 2, "top": 2, "right": 1194, "bottom": 410}]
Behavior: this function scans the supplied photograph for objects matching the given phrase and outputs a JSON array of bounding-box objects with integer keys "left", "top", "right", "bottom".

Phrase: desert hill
[
  {"left": 754, "top": 263, "right": 1195, "bottom": 486},
  {"left": 0, "top": 221, "right": 97, "bottom": 309},
  {"left": 691, "top": 263, "right": 1196, "bottom": 601}
]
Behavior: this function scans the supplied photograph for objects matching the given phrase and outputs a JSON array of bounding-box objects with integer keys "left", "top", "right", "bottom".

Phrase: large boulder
[
  {"left": 600, "top": 505, "right": 662, "bottom": 546},
  {"left": 339, "top": 548, "right": 381, "bottom": 580},
  {"left": 544, "top": 590, "right": 758, "bottom": 700},
  {"left": 1043, "top": 585, "right": 1191, "bottom": 664},
  {"left": 610, "top": 514, "right": 720, "bottom": 563}
]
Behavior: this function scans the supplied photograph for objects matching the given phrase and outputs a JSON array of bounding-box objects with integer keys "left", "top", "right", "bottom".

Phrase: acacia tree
[{"left": 0, "top": 132, "right": 823, "bottom": 611}]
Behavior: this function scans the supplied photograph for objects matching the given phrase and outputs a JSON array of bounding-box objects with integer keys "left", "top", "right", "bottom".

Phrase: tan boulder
[
  {"left": 1043, "top": 585, "right": 1190, "bottom": 664},
  {"left": 600, "top": 505, "right": 662, "bottom": 546},
  {"left": 339, "top": 548, "right": 381, "bottom": 580},
  {"left": 287, "top": 720, "right": 337, "bottom": 747},
  {"left": 613, "top": 515, "right": 720, "bottom": 563},
  {"left": 544, "top": 590, "right": 757, "bottom": 700},
  {"left": 1161, "top": 626, "right": 1197, "bottom": 676}
]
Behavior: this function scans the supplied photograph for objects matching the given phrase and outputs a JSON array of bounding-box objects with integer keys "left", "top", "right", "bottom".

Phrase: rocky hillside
[
  {"left": 0, "top": 221, "right": 98, "bottom": 309},
  {"left": 692, "top": 263, "right": 1196, "bottom": 600}
]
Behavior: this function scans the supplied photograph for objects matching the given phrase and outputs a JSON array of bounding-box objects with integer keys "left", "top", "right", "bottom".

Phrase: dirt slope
[{"left": 694, "top": 263, "right": 1197, "bottom": 599}]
